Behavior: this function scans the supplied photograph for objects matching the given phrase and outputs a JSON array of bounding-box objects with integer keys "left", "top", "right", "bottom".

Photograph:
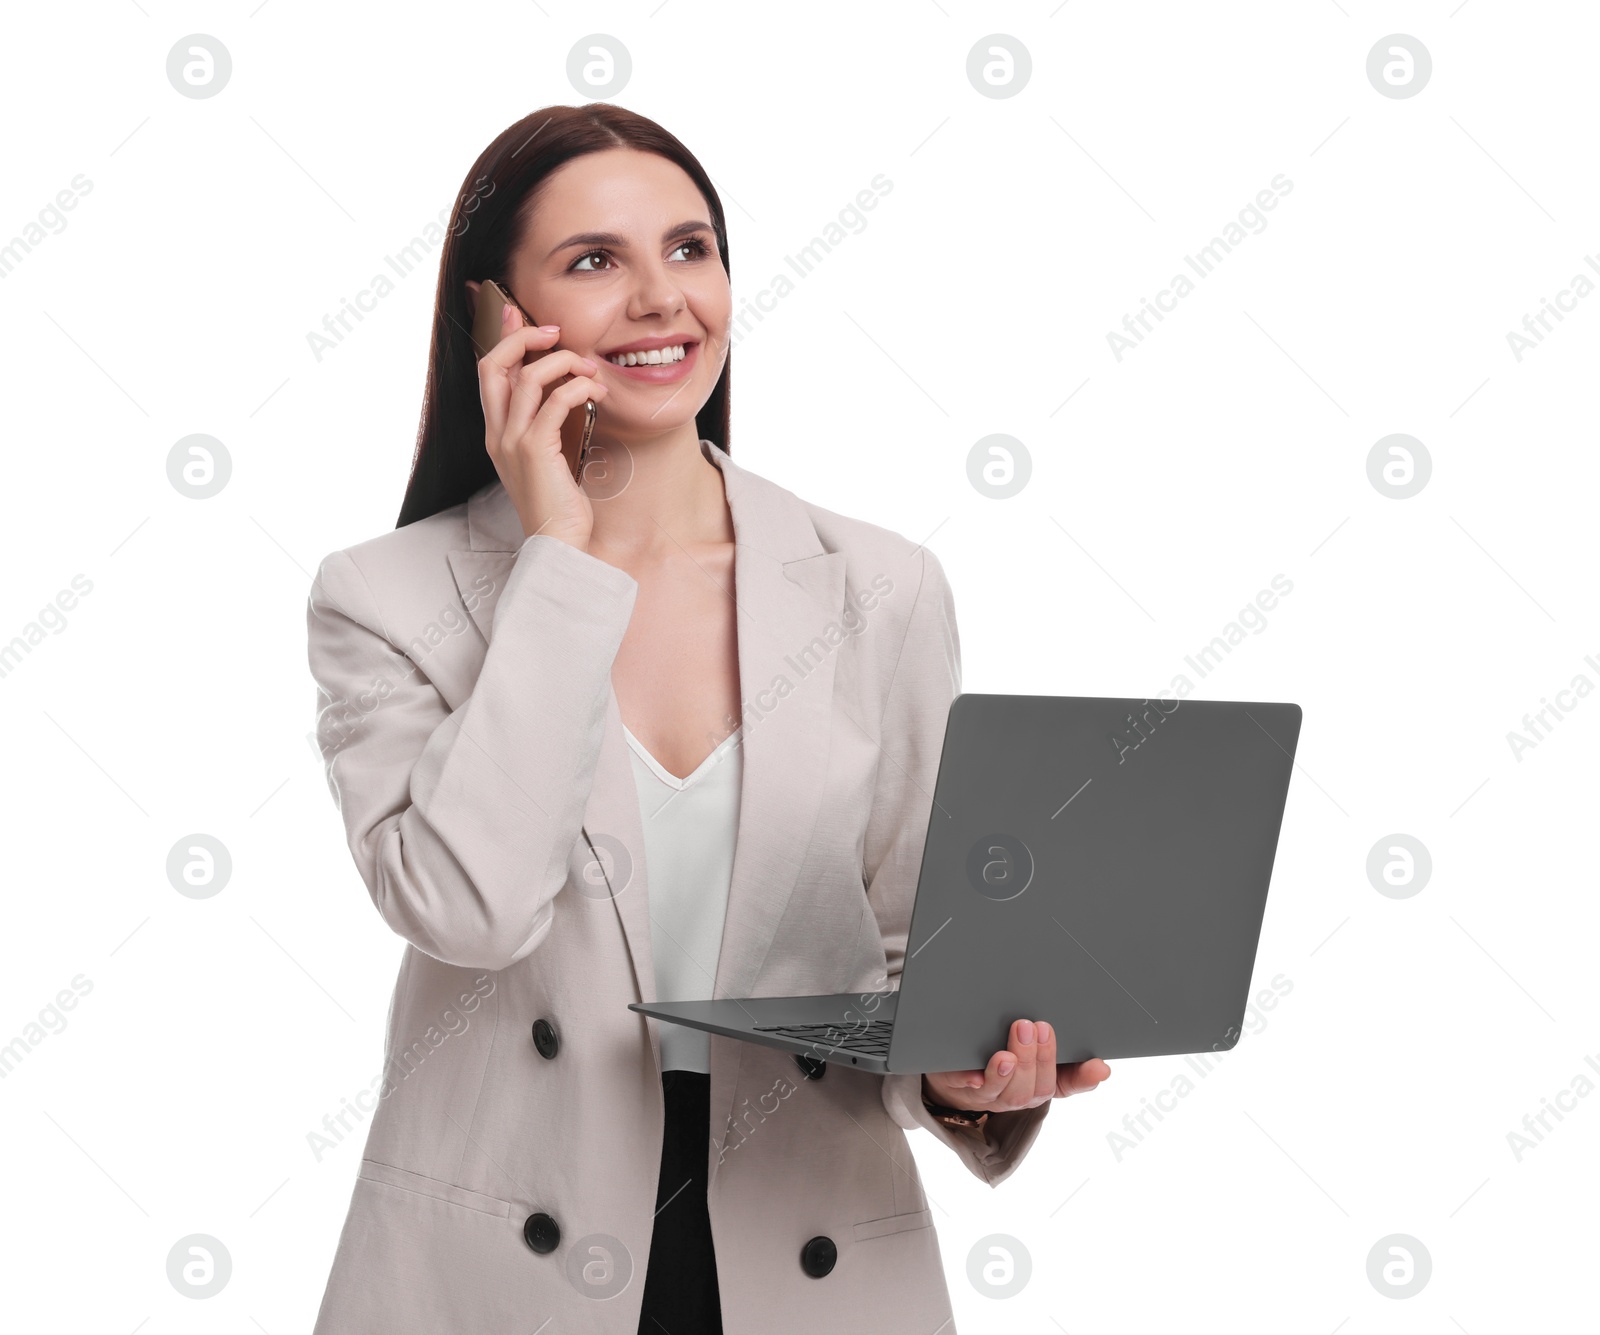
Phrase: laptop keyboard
[{"left": 752, "top": 1019, "right": 893, "bottom": 1057}]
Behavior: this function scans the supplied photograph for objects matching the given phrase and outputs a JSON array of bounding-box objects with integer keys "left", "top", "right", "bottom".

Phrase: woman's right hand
[{"left": 477, "top": 298, "right": 609, "bottom": 550}]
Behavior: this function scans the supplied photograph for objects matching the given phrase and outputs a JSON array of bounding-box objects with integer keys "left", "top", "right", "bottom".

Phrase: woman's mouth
[{"left": 599, "top": 340, "right": 700, "bottom": 384}]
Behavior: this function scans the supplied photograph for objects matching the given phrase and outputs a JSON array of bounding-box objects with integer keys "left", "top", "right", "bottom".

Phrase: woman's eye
[{"left": 569, "top": 237, "right": 710, "bottom": 272}]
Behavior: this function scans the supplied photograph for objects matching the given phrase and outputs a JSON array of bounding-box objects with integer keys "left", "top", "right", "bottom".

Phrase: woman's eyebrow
[{"left": 547, "top": 220, "right": 713, "bottom": 258}]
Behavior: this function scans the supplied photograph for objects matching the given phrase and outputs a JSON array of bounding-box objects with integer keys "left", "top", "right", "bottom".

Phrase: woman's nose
[{"left": 628, "top": 264, "right": 687, "bottom": 316}]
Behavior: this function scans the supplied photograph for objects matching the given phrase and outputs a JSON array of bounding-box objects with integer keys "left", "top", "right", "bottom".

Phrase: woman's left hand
[{"left": 921, "top": 1019, "right": 1111, "bottom": 1115}]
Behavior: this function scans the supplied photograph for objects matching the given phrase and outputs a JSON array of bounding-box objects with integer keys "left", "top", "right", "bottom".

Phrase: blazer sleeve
[
  {"left": 306, "top": 533, "right": 638, "bottom": 971},
  {"left": 864, "top": 545, "right": 1052, "bottom": 1188}
]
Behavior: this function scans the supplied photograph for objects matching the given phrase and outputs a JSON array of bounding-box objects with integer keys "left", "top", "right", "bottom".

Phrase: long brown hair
[{"left": 396, "top": 104, "right": 732, "bottom": 529}]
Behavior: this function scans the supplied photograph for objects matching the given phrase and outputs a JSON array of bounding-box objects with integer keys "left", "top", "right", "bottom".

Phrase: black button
[
  {"left": 800, "top": 1235, "right": 836, "bottom": 1277},
  {"left": 523, "top": 1211, "right": 560, "bottom": 1253},
  {"left": 794, "top": 1053, "right": 826, "bottom": 1080},
  {"left": 531, "top": 1017, "right": 559, "bottom": 1059}
]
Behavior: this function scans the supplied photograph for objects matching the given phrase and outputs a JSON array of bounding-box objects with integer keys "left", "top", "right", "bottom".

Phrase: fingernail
[
  {"left": 1018, "top": 1020, "right": 1034, "bottom": 1044},
  {"left": 580, "top": 356, "right": 598, "bottom": 370},
  {"left": 538, "top": 324, "right": 560, "bottom": 332},
  {"left": 998, "top": 1059, "right": 1015, "bottom": 1075},
  {"left": 1038, "top": 1022, "right": 1051, "bottom": 1042}
]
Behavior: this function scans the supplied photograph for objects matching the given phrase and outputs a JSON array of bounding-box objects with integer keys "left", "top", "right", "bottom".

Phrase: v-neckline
[{"left": 622, "top": 723, "right": 744, "bottom": 790}]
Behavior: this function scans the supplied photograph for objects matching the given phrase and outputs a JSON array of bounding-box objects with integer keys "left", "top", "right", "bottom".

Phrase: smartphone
[{"left": 471, "top": 278, "right": 597, "bottom": 478}]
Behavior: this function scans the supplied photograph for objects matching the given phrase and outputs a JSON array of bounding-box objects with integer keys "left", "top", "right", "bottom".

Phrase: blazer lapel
[
  {"left": 444, "top": 548, "right": 515, "bottom": 646},
  {"left": 708, "top": 447, "right": 847, "bottom": 1007},
  {"left": 443, "top": 442, "right": 847, "bottom": 1024}
]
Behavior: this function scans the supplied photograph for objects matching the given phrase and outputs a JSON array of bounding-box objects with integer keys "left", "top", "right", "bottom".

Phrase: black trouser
[{"left": 636, "top": 1068, "right": 723, "bottom": 1333}]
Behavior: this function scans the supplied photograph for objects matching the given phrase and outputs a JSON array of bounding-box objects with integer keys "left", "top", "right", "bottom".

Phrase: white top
[{"left": 624, "top": 721, "right": 744, "bottom": 1074}]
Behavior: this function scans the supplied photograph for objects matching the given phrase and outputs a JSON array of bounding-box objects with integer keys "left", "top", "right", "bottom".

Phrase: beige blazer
[{"left": 304, "top": 438, "right": 1051, "bottom": 1333}]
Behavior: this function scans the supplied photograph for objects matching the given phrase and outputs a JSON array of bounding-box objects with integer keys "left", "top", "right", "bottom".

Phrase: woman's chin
[{"left": 589, "top": 409, "right": 705, "bottom": 442}]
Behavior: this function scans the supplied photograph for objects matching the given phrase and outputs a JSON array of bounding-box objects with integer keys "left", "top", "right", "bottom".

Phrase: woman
[{"left": 305, "top": 103, "right": 1110, "bottom": 1334}]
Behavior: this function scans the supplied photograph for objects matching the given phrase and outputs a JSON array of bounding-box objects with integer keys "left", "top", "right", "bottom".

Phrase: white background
[{"left": 1, "top": 1, "right": 1594, "bottom": 1330}]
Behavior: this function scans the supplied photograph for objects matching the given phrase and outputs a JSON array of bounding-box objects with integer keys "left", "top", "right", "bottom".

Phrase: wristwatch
[{"left": 921, "top": 1094, "right": 990, "bottom": 1132}]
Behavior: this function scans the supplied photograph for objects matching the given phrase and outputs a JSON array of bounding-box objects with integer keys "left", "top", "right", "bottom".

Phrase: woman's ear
[{"left": 464, "top": 278, "right": 482, "bottom": 318}]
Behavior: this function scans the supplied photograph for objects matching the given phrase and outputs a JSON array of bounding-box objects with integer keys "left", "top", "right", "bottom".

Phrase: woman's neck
[{"left": 583, "top": 426, "right": 732, "bottom": 562}]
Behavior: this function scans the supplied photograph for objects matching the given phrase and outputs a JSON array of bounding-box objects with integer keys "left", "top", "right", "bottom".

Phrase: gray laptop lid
[{"left": 886, "top": 694, "right": 1301, "bottom": 1073}]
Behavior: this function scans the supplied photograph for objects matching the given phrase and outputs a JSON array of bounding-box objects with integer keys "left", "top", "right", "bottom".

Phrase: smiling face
[{"left": 502, "top": 147, "right": 731, "bottom": 442}]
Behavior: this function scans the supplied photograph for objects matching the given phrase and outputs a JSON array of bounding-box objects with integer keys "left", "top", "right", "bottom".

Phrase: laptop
[{"left": 628, "top": 693, "right": 1301, "bottom": 1075}]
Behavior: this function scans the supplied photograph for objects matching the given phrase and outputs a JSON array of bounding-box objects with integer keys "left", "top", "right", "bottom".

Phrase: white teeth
[{"left": 606, "top": 343, "right": 687, "bottom": 366}]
